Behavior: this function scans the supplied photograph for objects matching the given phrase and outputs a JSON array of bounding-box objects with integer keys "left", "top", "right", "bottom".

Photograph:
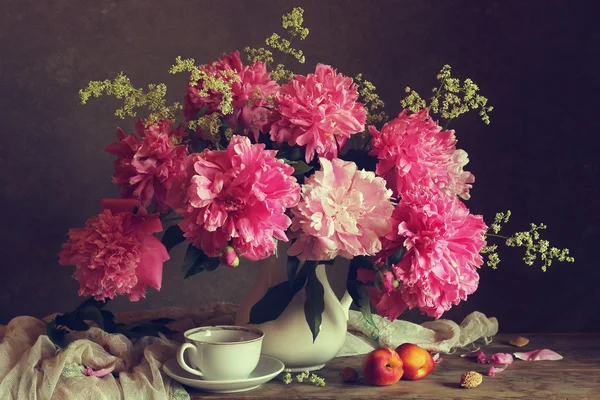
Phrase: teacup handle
[{"left": 177, "top": 343, "right": 204, "bottom": 377}]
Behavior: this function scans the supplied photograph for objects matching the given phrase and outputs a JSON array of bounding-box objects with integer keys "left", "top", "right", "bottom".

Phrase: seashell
[{"left": 509, "top": 336, "right": 530, "bottom": 347}]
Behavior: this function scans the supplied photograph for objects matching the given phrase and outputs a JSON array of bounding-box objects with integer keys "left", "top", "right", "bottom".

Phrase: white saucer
[{"left": 162, "top": 355, "right": 285, "bottom": 393}]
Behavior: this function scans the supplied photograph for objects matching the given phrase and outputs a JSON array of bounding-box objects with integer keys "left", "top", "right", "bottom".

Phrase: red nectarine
[
  {"left": 395, "top": 343, "right": 435, "bottom": 380},
  {"left": 362, "top": 348, "right": 404, "bottom": 386}
]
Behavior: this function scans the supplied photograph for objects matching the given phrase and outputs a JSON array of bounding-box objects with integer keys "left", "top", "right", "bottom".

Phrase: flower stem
[
  {"left": 361, "top": 135, "right": 372, "bottom": 151},
  {"left": 485, "top": 233, "right": 510, "bottom": 240}
]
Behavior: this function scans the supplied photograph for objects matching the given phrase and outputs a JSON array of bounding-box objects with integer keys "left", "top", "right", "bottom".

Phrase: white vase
[{"left": 235, "top": 245, "right": 353, "bottom": 372}]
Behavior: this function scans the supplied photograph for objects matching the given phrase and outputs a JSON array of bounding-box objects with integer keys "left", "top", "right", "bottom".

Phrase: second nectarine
[{"left": 395, "top": 343, "right": 435, "bottom": 380}]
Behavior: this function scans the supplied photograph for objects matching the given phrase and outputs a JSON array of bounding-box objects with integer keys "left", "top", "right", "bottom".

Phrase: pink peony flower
[
  {"left": 270, "top": 64, "right": 367, "bottom": 163},
  {"left": 369, "top": 109, "right": 474, "bottom": 199},
  {"left": 59, "top": 199, "right": 169, "bottom": 301},
  {"left": 287, "top": 158, "right": 394, "bottom": 261},
  {"left": 362, "top": 283, "right": 407, "bottom": 321},
  {"left": 447, "top": 149, "right": 475, "bottom": 200},
  {"left": 106, "top": 119, "right": 188, "bottom": 213},
  {"left": 167, "top": 135, "right": 300, "bottom": 260},
  {"left": 368, "top": 189, "right": 487, "bottom": 319},
  {"left": 184, "top": 51, "right": 279, "bottom": 141}
]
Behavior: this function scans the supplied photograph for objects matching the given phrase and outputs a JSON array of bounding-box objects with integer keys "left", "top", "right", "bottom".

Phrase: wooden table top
[{"left": 187, "top": 333, "right": 600, "bottom": 399}]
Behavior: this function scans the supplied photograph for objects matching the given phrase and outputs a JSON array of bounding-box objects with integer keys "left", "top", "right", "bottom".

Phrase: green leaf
[
  {"left": 347, "top": 260, "right": 360, "bottom": 308},
  {"left": 182, "top": 244, "right": 220, "bottom": 279},
  {"left": 161, "top": 224, "right": 186, "bottom": 252},
  {"left": 303, "top": 266, "right": 324, "bottom": 342},
  {"left": 346, "top": 258, "right": 378, "bottom": 330},
  {"left": 192, "top": 105, "right": 209, "bottom": 120},
  {"left": 101, "top": 310, "right": 117, "bottom": 333},
  {"left": 249, "top": 272, "right": 308, "bottom": 325},
  {"left": 291, "top": 161, "right": 313, "bottom": 176},
  {"left": 55, "top": 312, "right": 89, "bottom": 332},
  {"left": 150, "top": 318, "right": 176, "bottom": 324},
  {"left": 75, "top": 296, "right": 109, "bottom": 311},
  {"left": 194, "top": 138, "right": 207, "bottom": 153},
  {"left": 46, "top": 319, "right": 68, "bottom": 347},
  {"left": 357, "top": 284, "right": 376, "bottom": 328},
  {"left": 286, "top": 256, "right": 300, "bottom": 286},
  {"left": 386, "top": 246, "right": 406, "bottom": 267},
  {"left": 276, "top": 144, "right": 304, "bottom": 162},
  {"left": 126, "top": 322, "right": 176, "bottom": 339},
  {"left": 347, "top": 256, "right": 375, "bottom": 306},
  {"left": 77, "top": 307, "right": 106, "bottom": 330}
]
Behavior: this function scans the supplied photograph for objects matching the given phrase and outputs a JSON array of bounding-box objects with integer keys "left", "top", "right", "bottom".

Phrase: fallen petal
[
  {"left": 487, "top": 364, "right": 508, "bottom": 377},
  {"left": 84, "top": 364, "right": 116, "bottom": 378},
  {"left": 513, "top": 349, "right": 563, "bottom": 361},
  {"left": 488, "top": 353, "right": 514, "bottom": 365},
  {"left": 432, "top": 353, "right": 443, "bottom": 364},
  {"left": 461, "top": 349, "right": 487, "bottom": 364}
]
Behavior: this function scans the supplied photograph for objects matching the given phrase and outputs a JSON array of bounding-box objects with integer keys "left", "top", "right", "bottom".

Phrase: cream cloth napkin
[
  {"left": 0, "top": 316, "right": 189, "bottom": 400},
  {"left": 338, "top": 310, "right": 498, "bottom": 356},
  {"left": 0, "top": 303, "right": 496, "bottom": 399}
]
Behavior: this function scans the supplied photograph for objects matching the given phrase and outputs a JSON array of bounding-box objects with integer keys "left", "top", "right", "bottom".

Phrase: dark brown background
[{"left": 1, "top": 0, "right": 598, "bottom": 332}]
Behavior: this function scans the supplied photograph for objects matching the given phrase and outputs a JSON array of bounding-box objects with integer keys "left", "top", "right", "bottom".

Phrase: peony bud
[
  {"left": 220, "top": 246, "right": 239, "bottom": 268},
  {"left": 374, "top": 270, "right": 396, "bottom": 294}
]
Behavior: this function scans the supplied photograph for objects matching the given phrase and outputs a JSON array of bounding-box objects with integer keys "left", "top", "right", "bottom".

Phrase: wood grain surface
[{"left": 187, "top": 333, "right": 600, "bottom": 399}]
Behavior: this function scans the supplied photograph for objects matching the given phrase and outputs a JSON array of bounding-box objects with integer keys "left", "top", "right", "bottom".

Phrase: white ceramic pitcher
[{"left": 235, "top": 244, "right": 352, "bottom": 371}]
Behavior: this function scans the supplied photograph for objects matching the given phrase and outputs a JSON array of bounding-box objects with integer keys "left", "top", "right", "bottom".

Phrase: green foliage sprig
[
  {"left": 279, "top": 369, "right": 326, "bottom": 386},
  {"left": 78, "top": 72, "right": 182, "bottom": 126},
  {"left": 46, "top": 297, "right": 175, "bottom": 348},
  {"left": 483, "top": 210, "right": 574, "bottom": 271},
  {"left": 169, "top": 56, "right": 237, "bottom": 115},
  {"left": 355, "top": 73, "right": 388, "bottom": 126},
  {"left": 244, "top": 7, "right": 309, "bottom": 82},
  {"left": 400, "top": 64, "right": 493, "bottom": 126}
]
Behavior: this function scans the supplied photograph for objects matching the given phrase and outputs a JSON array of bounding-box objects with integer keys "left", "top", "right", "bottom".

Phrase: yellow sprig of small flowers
[
  {"left": 78, "top": 72, "right": 181, "bottom": 126},
  {"left": 279, "top": 369, "right": 326, "bottom": 386},
  {"left": 400, "top": 65, "right": 493, "bottom": 126},
  {"left": 169, "top": 56, "right": 237, "bottom": 115},
  {"left": 355, "top": 73, "right": 388, "bottom": 126},
  {"left": 282, "top": 7, "right": 309, "bottom": 40},
  {"left": 189, "top": 113, "right": 222, "bottom": 145},
  {"left": 482, "top": 210, "right": 575, "bottom": 271},
  {"left": 244, "top": 7, "right": 308, "bottom": 83},
  {"left": 400, "top": 86, "right": 426, "bottom": 114}
]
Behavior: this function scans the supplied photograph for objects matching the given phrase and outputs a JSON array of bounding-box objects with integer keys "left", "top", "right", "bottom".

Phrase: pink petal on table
[
  {"left": 513, "top": 349, "right": 563, "bottom": 361},
  {"left": 461, "top": 349, "right": 487, "bottom": 364},
  {"left": 432, "top": 353, "right": 443, "bottom": 364},
  {"left": 84, "top": 364, "right": 116, "bottom": 378},
  {"left": 487, "top": 364, "right": 509, "bottom": 377},
  {"left": 488, "top": 353, "right": 514, "bottom": 365}
]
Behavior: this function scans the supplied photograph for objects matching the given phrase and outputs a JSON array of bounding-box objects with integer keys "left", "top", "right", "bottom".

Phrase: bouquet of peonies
[{"left": 57, "top": 8, "right": 573, "bottom": 341}]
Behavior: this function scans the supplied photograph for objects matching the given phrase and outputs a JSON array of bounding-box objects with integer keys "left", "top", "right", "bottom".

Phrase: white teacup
[{"left": 177, "top": 325, "right": 264, "bottom": 380}]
